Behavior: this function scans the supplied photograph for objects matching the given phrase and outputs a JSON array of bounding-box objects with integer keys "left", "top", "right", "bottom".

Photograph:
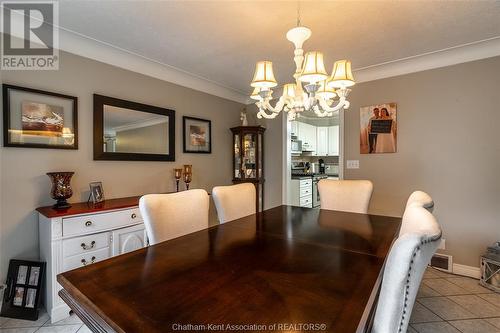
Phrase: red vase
[{"left": 46, "top": 172, "right": 74, "bottom": 209}]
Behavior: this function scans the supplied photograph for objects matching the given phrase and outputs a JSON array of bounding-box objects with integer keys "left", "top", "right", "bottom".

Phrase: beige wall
[
  {"left": 0, "top": 50, "right": 243, "bottom": 281},
  {"left": 344, "top": 56, "right": 500, "bottom": 267}
]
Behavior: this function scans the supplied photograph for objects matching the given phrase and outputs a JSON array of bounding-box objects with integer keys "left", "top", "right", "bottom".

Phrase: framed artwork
[
  {"left": 89, "top": 182, "right": 105, "bottom": 203},
  {"left": 3, "top": 84, "right": 78, "bottom": 149},
  {"left": 360, "top": 102, "right": 397, "bottom": 154},
  {"left": 183, "top": 116, "right": 212, "bottom": 154},
  {"left": 1, "top": 259, "right": 46, "bottom": 320}
]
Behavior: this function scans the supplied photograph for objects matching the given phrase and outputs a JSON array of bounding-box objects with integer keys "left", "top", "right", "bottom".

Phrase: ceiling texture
[{"left": 58, "top": 1, "right": 500, "bottom": 99}]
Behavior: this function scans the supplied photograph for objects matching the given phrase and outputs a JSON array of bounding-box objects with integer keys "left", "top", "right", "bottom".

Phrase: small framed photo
[
  {"left": 13, "top": 287, "right": 24, "bottom": 307},
  {"left": 16, "top": 265, "right": 28, "bottom": 284},
  {"left": 183, "top": 116, "right": 211, "bottom": 154},
  {"left": 25, "top": 289, "right": 37, "bottom": 308},
  {"left": 89, "top": 182, "right": 105, "bottom": 203},
  {"left": 28, "top": 267, "right": 40, "bottom": 286},
  {"left": 3, "top": 84, "right": 78, "bottom": 149}
]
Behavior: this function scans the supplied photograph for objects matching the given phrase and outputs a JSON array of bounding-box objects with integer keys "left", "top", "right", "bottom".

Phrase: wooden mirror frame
[{"left": 93, "top": 94, "right": 175, "bottom": 161}]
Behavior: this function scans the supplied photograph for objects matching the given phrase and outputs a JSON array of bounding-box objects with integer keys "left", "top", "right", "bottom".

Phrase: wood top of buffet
[{"left": 36, "top": 195, "right": 144, "bottom": 218}]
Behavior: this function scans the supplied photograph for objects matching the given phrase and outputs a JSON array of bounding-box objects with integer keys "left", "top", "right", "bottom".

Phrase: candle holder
[
  {"left": 183, "top": 165, "right": 192, "bottom": 190},
  {"left": 174, "top": 168, "right": 183, "bottom": 192}
]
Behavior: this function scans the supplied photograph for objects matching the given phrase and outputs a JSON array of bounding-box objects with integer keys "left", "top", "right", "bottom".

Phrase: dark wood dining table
[{"left": 57, "top": 205, "right": 401, "bottom": 333}]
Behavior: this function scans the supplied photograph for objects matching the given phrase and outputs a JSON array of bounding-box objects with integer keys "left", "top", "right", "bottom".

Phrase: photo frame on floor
[{"left": 1, "top": 259, "right": 46, "bottom": 320}]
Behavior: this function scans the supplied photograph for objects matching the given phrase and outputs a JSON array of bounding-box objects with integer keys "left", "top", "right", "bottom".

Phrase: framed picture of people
[{"left": 360, "top": 103, "right": 397, "bottom": 154}]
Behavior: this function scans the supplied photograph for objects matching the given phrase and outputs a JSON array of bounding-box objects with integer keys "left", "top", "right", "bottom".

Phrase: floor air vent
[{"left": 430, "top": 253, "right": 453, "bottom": 272}]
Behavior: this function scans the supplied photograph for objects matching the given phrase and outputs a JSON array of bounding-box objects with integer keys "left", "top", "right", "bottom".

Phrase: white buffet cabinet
[{"left": 38, "top": 200, "right": 147, "bottom": 323}]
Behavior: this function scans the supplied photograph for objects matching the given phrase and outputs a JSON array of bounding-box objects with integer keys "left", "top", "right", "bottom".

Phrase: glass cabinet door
[
  {"left": 242, "top": 133, "right": 256, "bottom": 179},
  {"left": 257, "top": 132, "right": 262, "bottom": 179},
  {"left": 234, "top": 134, "right": 241, "bottom": 179}
]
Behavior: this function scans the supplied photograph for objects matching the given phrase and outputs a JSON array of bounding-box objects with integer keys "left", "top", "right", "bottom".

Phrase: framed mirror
[{"left": 93, "top": 94, "right": 175, "bottom": 161}]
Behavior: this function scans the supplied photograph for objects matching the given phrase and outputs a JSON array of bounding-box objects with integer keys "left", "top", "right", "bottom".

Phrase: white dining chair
[
  {"left": 405, "top": 190, "right": 434, "bottom": 212},
  {"left": 400, "top": 190, "right": 435, "bottom": 237},
  {"left": 372, "top": 206, "right": 442, "bottom": 333},
  {"left": 212, "top": 183, "right": 256, "bottom": 223},
  {"left": 139, "top": 189, "right": 209, "bottom": 245},
  {"left": 317, "top": 179, "right": 373, "bottom": 214}
]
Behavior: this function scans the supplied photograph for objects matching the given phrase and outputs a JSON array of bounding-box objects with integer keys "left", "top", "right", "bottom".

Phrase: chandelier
[{"left": 250, "top": 23, "right": 356, "bottom": 121}]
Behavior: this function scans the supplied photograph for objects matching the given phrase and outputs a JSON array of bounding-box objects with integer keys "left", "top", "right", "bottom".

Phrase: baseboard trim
[
  {"left": 50, "top": 303, "right": 72, "bottom": 324},
  {"left": 452, "top": 263, "right": 481, "bottom": 279}
]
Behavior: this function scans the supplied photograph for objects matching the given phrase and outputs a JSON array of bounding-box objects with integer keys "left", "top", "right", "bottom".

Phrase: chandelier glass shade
[
  {"left": 250, "top": 26, "right": 355, "bottom": 120},
  {"left": 251, "top": 61, "right": 278, "bottom": 89}
]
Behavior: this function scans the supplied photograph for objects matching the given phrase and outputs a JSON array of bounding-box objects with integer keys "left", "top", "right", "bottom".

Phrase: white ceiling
[{"left": 57, "top": 1, "right": 500, "bottom": 99}]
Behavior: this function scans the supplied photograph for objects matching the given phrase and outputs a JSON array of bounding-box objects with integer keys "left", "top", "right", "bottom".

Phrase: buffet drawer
[
  {"left": 63, "top": 247, "right": 111, "bottom": 271},
  {"left": 63, "top": 208, "right": 142, "bottom": 237},
  {"left": 62, "top": 232, "right": 110, "bottom": 258}
]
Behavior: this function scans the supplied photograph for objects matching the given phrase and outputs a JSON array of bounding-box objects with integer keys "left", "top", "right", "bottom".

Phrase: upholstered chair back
[
  {"left": 139, "top": 189, "right": 209, "bottom": 245},
  {"left": 373, "top": 206, "right": 442, "bottom": 333},
  {"left": 317, "top": 179, "right": 373, "bottom": 214},
  {"left": 405, "top": 190, "right": 434, "bottom": 213},
  {"left": 212, "top": 183, "right": 256, "bottom": 223}
]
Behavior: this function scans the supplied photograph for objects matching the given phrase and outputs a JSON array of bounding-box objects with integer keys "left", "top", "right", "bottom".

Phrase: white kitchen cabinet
[
  {"left": 290, "top": 121, "right": 299, "bottom": 137},
  {"left": 112, "top": 224, "right": 148, "bottom": 256},
  {"left": 328, "top": 125, "right": 339, "bottom": 156},
  {"left": 298, "top": 122, "right": 316, "bottom": 152},
  {"left": 316, "top": 127, "right": 328, "bottom": 156},
  {"left": 290, "top": 178, "right": 313, "bottom": 208}
]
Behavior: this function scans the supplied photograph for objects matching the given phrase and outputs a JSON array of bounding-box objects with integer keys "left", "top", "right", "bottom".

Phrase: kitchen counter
[
  {"left": 291, "top": 175, "right": 314, "bottom": 179},
  {"left": 291, "top": 173, "right": 338, "bottom": 180}
]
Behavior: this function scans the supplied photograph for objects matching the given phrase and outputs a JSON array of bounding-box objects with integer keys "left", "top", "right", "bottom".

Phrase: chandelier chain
[{"left": 296, "top": 1, "right": 301, "bottom": 27}]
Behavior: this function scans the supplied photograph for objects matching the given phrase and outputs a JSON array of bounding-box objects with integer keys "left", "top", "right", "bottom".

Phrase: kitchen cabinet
[
  {"left": 298, "top": 122, "right": 316, "bottom": 152},
  {"left": 328, "top": 125, "right": 339, "bottom": 156},
  {"left": 291, "top": 121, "right": 299, "bottom": 137},
  {"left": 290, "top": 178, "right": 313, "bottom": 208},
  {"left": 316, "top": 127, "right": 328, "bottom": 156}
]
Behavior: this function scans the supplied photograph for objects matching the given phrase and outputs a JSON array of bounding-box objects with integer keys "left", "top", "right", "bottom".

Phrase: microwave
[{"left": 291, "top": 139, "right": 302, "bottom": 154}]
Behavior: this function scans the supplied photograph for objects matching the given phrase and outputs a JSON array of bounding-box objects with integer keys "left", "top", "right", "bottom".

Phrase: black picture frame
[
  {"left": 2, "top": 84, "right": 78, "bottom": 149},
  {"left": 1, "top": 259, "right": 46, "bottom": 321},
  {"left": 183, "top": 116, "right": 212, "bottom": 154},
  {"left": 93, "top": 94, "right": 175, "bottom": 161}
]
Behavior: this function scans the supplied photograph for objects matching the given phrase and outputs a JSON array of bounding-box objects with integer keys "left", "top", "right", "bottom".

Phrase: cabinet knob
[
  {"left": 131, "top": 213, "right": 137, "bottom": 219},
  {"left": 81, "top": 241, "right": 96, "bottom": 250},
  {"left": 85, "top": 221, "right": 92, "bottom": 227},
  {"left": 81, "top": 256, "right": 96, "bottom": 266}
]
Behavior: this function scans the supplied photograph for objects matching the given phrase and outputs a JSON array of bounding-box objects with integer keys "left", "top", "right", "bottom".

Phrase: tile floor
[
  {"left": 0, "top": 310, "right": 90, "bottom": 333},
  {"left": 0, "top": 267, "right": 498, "bottom": 333},
  {"left": 410, "top": 267, "right": 500, "bottom": 333}
]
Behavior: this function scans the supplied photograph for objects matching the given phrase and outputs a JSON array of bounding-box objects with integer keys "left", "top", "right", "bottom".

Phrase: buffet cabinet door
[{"left": 111, "top": 224, "right": 147, "bottom": 256}]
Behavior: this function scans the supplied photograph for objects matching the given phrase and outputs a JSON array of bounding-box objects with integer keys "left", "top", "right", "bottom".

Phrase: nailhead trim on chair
[{"left": 397, "top": 233, "right": 442, "bottom": 333}]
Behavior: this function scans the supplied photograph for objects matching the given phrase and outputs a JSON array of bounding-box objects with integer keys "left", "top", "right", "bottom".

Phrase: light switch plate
[{"left": 346, "top": 160, "right": 359, "bottom": 169}]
